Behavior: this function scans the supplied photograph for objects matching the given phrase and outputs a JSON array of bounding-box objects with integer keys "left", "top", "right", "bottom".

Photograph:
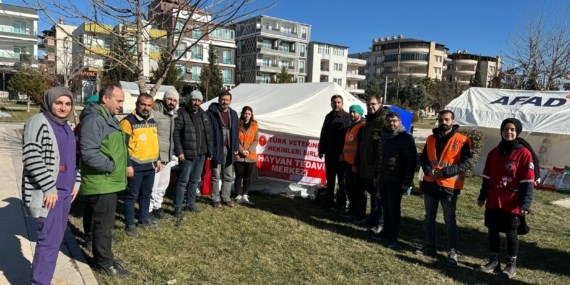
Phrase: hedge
[{"left": 458, "top": 128, "right": 486, "bottom": 177}]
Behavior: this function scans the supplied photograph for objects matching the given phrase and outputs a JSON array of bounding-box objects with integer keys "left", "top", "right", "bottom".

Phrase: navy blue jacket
[{"left": 207, "top": 103, "right": 240, "bottom": 165}]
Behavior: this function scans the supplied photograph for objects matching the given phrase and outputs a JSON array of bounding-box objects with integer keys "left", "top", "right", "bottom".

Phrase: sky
[{"left": 7, "top": 0, "right": 570, "bottom": 61}]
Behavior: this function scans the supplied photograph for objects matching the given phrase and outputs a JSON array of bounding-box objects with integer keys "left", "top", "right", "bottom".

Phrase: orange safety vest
[
  {"left": 237, "top": 121, "right": 259, "bottom": 160},
  {"left": 423, "top": 133, "right": 472, "bottom": 189},
  {"left": 343, "top": 120, "right": 366, "bottom": 165}
]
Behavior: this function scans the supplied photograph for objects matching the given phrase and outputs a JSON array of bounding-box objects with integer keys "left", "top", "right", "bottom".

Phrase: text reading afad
[{"left": 490, "top": 96, "right": 566, "bottom": 107}]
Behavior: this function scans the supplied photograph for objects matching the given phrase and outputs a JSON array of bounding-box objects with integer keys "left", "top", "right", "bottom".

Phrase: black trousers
[
  {"left": 379, "top": 181, "right": 404, "bottom": 241},
  {"left": 345, "top": 164, "right": 366, "bottom": 219},
  {"left": 486, "top": 209, "right": 520, "bottom": 257},
  {"left": 83, "top": 200, "right": 94, "bottom": 241},
  {"left": 325, "top": 154, "right": 345, "bottom": 207},
  {"left": 235, "top": 162, "right": 255, "bottom": 196},
  {"left": 88, "top": 192, "right": 118, "bottom": 269}
]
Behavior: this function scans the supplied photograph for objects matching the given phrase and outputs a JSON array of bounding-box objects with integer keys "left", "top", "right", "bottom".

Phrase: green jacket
[
  {"left": 78, "top": 103, "right": 128, "bottom": 195},
  {"left": 359, "top": 106, "right": 390, "bottom": 179}
]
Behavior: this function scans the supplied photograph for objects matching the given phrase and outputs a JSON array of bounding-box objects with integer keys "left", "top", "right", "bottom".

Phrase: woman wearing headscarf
[
  {"left": 22, "top": 86, "right": 81, "bottom": 285},
  {"left": 477, "top": 118, "right": 536, "bottom": 279},
  {"left": 234, "top": 106, "right": 258, "bottom": 204}
]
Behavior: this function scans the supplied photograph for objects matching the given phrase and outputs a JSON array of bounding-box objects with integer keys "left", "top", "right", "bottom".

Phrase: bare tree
[
  {"left": 503, "top": 4, "right": 570, "bottom": 90},
  {"left": 25, "top": 0, "right": 277, "bottom": 96}
]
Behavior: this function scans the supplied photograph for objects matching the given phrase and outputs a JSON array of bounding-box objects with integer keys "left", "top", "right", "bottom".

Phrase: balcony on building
[
  {"left": 258, "top": 19, "right": 299, "bottom": 39},
  {"left": 347, "top": 57, "right": 366, "bottom": 67},
  {"left": 455, "top": 65, "right": 476, "bottom": 75},
  {"left": 346, "top": 87, "right": 365, "bottom": 95},
  {"left": 346, "top": 72, "right": 366, "bottom": 81},
  {"left": 38, "top": 32, "right": 56, "bottom": 50}
]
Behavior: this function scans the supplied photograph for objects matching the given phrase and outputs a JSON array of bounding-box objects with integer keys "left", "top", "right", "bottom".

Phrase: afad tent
[
  {"left": 119, "top": 81, "right": 177, "bottom": 113},
  {"left": 201, "top": 82, "right": 412, "bottom": 196},
  {"left": 445, "top": 87, "right": 570, "bottom": 174}
]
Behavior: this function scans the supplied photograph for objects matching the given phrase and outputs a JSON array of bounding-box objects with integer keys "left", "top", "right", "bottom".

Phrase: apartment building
[
  {"left": 445, "top": 50, "right": 501, "bottom": 92},
  {"left": 38, "top": 18, "right": 77, "bottom": 76},
  {"left": 350, "top": 35, "right": 448, "bottom": 91},
  {"left": 234, "top": 15, "right": 311, "bottom": 84},
  {"left": 0, "top": 3, "right": 38, "bottom": 72},
  {"left": 307, "top": 41, "right": 366, "bottom": 95},
  {"left": 71, "top": 22, "right": 167, "bottom": 99},
  {"left": 150, "top": 0, "right": 236, "bottom": 92}
]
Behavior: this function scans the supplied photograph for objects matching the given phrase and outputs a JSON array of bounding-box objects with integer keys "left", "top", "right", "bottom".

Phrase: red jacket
[{"left": 480, "top": 144, "right": 534, "bottom": 214}]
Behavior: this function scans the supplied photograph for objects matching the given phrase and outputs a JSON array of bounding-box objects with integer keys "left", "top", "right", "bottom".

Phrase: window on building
[
  {"left": 301, "top": 27, "right": 307, "bottom": 39},
  {"left": 261, "top": 73, "right": 271, "bottom": 83},
  {"left": 333, "top": 78, "right": 342, "bottom": 86},
  {"left": 176, "top": 44, "right": 186, "bottom": 59},
  {"left": 280, "top": 60, "right": 289, "bottom": 68},
  {"left": 14, "top": 21, "right": 27, "bottom": 34},
  {"left": 280, "top": 42, "right": 290, "bottom": 52},
  {"left": 332, "top": 47, "right": 344, "bottom": 57},
  {"left": 262, "top": 58, "right": 270, "bottom": 66},
  {"left": 191, "top": 45, "right": 203, "bottom": 60},
  {"left": 222, "top": 50, "right": 232, "bottom": 64},
  {"left": 281, "top": 25, "right": 291, "bottom": 34},
  {"left": 263, "top": 22, "right": 270, "bottom": 30},
  {"left": 363, "top": 68, "right": 369, "bottom": 74},
  {"left": 150, "top": 42, "right": 160, "bottom": 53},
  {"left": 318, "top": 44, "right": 329, "bottom": 55},
  {"left": 263, "top": 39, "right": 272, "bottom": 49},
  {"left": 490, "top": 66, "right": 496, "bottom": 73},
  {"left": 210, "top": 28, "right": 234, "bottom": 39},
  {"left": 375, "top": 56, "right": 382, "bottom": 65},
  {"left": 375, "top": 67, "right": 381, "bottom": 76},
  {"left": 191, "top": 29, "right": 202, "bottom": 39},
  {"left": 175, "top": 63, "right": 185, "bottom": 80},
  {"left": 299, "top": 44, "right": 306, "bottom": 57},
  {"left": 299, "top": 61, "right": 305, "bottom": 73},
  {"left": 298, "top": 77, "right": 304, "bottom": 83},
  {"left": 434, "top": 67, "right": 442, "bottom": 74},
  {"left": 222, "top": 69, "right": 232, "bottom": 83},
  {"left": 365, "top": 57, "right": 370, "bottom": 66},
  {"left": 334, "top": 63, "right": 343, "bottom": 71},
  {"left": 175, "top": 21, "right": 184, "bottom": 33},
  {"left": 435, "top": 55, "right": 442, "bottom": 63},
  {"left": 191, "top": 66, "right": 201, "bottom": 80}
]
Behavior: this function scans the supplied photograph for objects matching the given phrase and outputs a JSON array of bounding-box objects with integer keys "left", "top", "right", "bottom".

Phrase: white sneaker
[
  {"left": 236, "top": 195, "right": 243, "bottom": 204},
  {"left": 242, "top": 195, "right": 250, "bottom": 204}
]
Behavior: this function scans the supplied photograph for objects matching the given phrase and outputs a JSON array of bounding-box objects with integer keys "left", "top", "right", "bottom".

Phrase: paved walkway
[{"left": 0, "top": 123, "right": 97, "bottom": 285}]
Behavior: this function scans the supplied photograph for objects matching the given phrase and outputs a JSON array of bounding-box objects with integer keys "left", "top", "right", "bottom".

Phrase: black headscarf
[{"left": 499, "top": 118, "right": 540, "bottom": 179}]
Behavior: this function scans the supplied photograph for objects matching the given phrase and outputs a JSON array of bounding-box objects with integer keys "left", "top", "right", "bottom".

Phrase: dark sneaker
[
  {"left": 415, "top": 246, "right": 437, "bottom": 257},
  {"left": 502, "top": 257, "right": 517, "bottom": 279},
  {"left": 372, "top": 231, "right": 388, "bottom": 241},
  {"left": 369, "top": 225, "right": 383, "bottom": 234},
  {"left": 152, "top": 209, "right": 171, "bottom": 220},
  {"left": 124, "top": 225, "right": 139, "bottom": 238},
  {"left": 222, "top": 201, "right": 235, "bottom": 208},
  {"left": 98, "top": 265, "right": 130, "bottom": 277},
  {"left": 352, "top": 218, "right": 367, "bottom": 226},
  {"left": 175, "top": 211, "right": 186, "bottom": 220},
  {"left": 138, "top": 220, "right": 159, "bottom": 230},
  {"left": 479, "top": 253, "right": 501, "bottom": 273},
  {"left": 340, "top": 210, "right": 355, "bottom": 218},
  {"left": 213, "top": 202, "right": 222, "bottom": 208},
  {"left": 385, "top": 239, "right": 399, "bottom": 248},
  {"left": 446, "top": 250, "right": 458, "bottom": 266},
  {"left": 186, "top": 206, "right": 203, "bottom": 214}
]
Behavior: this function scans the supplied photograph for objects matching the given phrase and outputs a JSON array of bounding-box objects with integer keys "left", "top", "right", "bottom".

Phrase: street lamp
[{"left": 383, "top": 76, "right": 388, "bottom": 104}]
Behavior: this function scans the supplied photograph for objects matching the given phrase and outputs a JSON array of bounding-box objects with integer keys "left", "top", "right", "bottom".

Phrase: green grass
[
  {"left": 413, "top": 118, "right": 437, "bottom": 130},
  {"left": 67, "top": 177, "right": 570, "bottom": 285},
  {"left": 0, "top": 108, "right": 40, "bottom": 122}
]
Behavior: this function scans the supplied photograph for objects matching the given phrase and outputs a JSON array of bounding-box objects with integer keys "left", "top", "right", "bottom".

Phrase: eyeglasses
[{"left": 366, "top": 103, "right": 378, "bottom": 106}]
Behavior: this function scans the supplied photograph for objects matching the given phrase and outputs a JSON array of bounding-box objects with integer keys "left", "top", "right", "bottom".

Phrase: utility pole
[{"left": 383, "top": 77, "right": 388, "bottom": 104}]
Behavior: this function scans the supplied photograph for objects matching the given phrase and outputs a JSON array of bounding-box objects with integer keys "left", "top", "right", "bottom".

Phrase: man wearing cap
[
  {"left": 318, "top": 95, "right": 351, "bottom": 210},
  {"left": 173, "top": 90, "right": 214, "bottom": 218},
  {"left": 339, "top": 104, "right": 366, "bottom": 219},
  {"left": 149, "top": 89, "right": 179, "bottom": 220}
]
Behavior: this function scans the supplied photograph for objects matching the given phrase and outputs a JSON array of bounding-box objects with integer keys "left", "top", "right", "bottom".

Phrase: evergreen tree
[
  {"left": 198, "top": 44, "right": 224, "bottom": 101},
  {"left": 270, "top": 66, "right": 296, "bottom": 83},
  {"left": 7, "top": 68, "right": 47, "bottom": 103},
  {"left": 364, "top": 79, "right": 382, "bottom": 101},
  {"left": 150, "top": 52, "right": 185, "bottom": 95},
  {"left": 101, "top": 36, "right": 137, "bottom": 86},
  {"left": 470, "top": 58, "right": 484, "bottom": 87},
  {"left": 399, "top": 76, "right": 428, "bottom": 111}
]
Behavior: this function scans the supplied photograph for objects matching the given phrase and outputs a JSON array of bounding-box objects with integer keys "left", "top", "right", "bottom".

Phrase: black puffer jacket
[
  {"left": 173, "top": 106, "right": 214, "bottom": 159},
  {"left": 374, "top": 125, "right": 417, "bottom": 187}
]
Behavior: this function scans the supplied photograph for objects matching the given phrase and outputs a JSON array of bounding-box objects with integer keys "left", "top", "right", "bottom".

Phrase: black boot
[
  {"left": 479, "top": 253, "right": 500, "bottom": 273},
  {"left": 502, "top": 257, "right": 517, "bottom": 279}
]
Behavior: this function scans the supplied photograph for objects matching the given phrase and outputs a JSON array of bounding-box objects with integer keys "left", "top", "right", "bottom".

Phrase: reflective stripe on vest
[
  {"left": 343, "top": 121, "right": 365, "bottom": 165},
  {"left": 237, "top": 121, "right": 259, "bottom": 160},
  {"left": 423, "top": 133, "right": 471, "bottom": 189}
]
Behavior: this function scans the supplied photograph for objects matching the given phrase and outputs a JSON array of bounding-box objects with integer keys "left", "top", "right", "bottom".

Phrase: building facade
[
  {"left": 307, "top": 41, "right": 365, "bottom": 95},
  {"left": 234, "top": 15, "right": 311, "bottom": 84},
  {"left": 349, "top": 35, "right": 449, "bottom": 94},
  {"left": 150, "top": 0, "right": 236, "bottom": 92},
  {"left": 0, "top": 2, "right": 38, "bottom": 91},
  {"left": 445, "top": 51, "right": 501, "bottom": 92},
  {"left": 38, "top": 19, "right": 77, "bottom": 77}
]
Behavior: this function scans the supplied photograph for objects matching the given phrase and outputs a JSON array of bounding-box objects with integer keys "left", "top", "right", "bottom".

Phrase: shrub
[{"left": 458, "top": 129, "right": 486, "bottom": 177}]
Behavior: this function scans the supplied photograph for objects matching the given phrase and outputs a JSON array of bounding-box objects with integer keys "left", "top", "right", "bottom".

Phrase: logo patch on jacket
[{"left": 140, "top": 134, "right": 147, "bottom": 141}]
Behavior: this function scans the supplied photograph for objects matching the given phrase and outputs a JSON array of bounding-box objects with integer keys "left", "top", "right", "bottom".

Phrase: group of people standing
[
  {"left": 21, "top": 85, "right": 259, "bottom": 284},
  {"left": 319, "top": 94, "right": 536, "bottom": 279}
]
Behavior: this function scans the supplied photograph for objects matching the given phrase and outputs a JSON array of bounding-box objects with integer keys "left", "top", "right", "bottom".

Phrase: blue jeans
[
  {"left": 175, "top": 155, "right": 206, "bottom": 214},
  {"left": 124, "top": 169, "right": 155, "bottom": 226},
  {"left": 423, "top": 192, "right": 458, "bottom": 251}
]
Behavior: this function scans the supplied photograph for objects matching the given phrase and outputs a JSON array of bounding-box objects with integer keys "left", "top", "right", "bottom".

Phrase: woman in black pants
[{"left": 234, "top": 106, "right": 259, "bottom": 204}]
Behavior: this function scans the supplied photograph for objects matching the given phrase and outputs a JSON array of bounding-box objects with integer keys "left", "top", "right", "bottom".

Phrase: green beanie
[{"left": 349, "top": 104, "right": 364, "bottom": 115}]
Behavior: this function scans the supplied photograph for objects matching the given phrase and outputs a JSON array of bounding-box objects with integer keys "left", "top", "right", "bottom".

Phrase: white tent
[
  {"left": 119, "top": 81, "right": 177, "bottom": 113},
  {"left": 201, "top": 82, "right": 366, "bottom": 138},
  {"left": 445, "top": 87, "right": 570, "bottom": 174}
]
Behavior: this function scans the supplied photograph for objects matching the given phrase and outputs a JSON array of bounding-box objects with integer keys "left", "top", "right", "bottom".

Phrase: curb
[{"left": 64, "top": 228, "right": 99, "bottom": 285}]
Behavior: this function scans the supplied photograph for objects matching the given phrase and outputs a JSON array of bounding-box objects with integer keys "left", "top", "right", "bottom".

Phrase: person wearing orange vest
[
  {"left": 339, "top": 105, "right": 366, "bottom": 218},
  {"left": 234, "top": 106, "right": 259, "bottom": 204},
  {"left": 416, "top": 110, "right": 472, "bottom": 267}
]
